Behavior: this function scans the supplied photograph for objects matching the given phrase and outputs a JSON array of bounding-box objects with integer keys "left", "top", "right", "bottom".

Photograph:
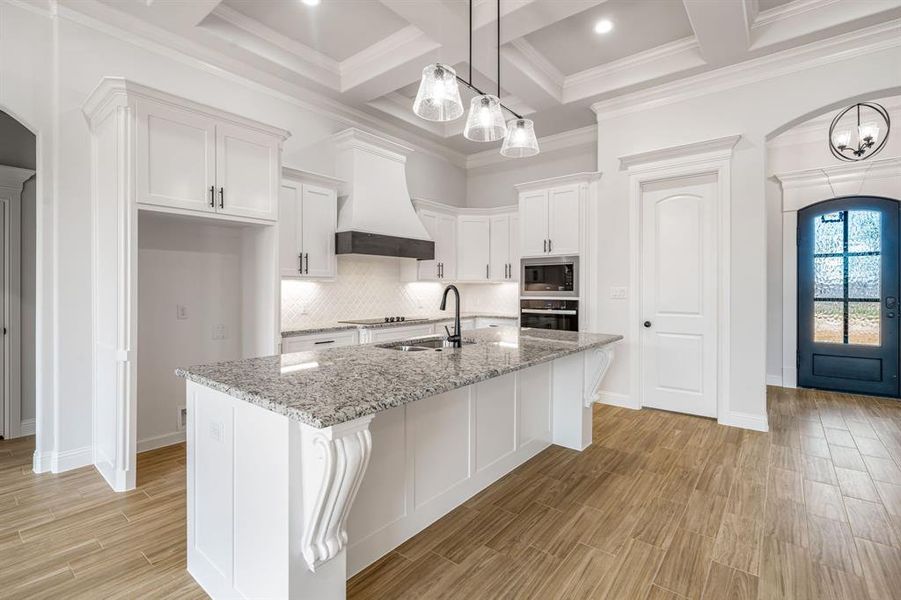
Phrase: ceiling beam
[{"left": 682, "top": 0, "right": 751, "bottom": 65}]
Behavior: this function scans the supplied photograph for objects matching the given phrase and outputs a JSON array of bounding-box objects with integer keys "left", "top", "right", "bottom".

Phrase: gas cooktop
[{"left": 337, "top": 316, "right": 430, "bottom": 325}]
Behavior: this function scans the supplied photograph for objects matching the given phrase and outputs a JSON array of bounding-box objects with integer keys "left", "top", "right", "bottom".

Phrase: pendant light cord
[{"left": 457, "top": 0, "right": 522, "bottom": 119}]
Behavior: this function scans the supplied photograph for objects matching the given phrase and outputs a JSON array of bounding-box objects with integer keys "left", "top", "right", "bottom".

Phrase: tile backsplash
[{"left": 281, "top": 255, "right": 519, "bottom": 331}]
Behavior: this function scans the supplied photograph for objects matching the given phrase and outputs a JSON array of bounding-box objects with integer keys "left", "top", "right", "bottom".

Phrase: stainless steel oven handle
[{"left": 521, "top": 309, "right": 578, "bottom": 315}]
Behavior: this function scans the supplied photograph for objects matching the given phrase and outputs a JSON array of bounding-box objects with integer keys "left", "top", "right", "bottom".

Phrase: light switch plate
[
  {"left": 610, "top": 286, "right": 628, "bottom": 299},
  {"left": 212, "top": 323, "right": 227, "bottom": 340},
  {"left": 176, "top": 304, "right": 188, "bottom": 320}
]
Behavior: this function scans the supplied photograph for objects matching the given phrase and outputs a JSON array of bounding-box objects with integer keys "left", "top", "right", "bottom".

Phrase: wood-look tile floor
[{"left": 3, "top": 386, "right": 901, "bottom": 598}]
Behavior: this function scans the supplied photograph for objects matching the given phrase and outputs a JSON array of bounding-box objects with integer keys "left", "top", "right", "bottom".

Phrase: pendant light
[
  {"left": 413, "top": 63, "right": 464, "bottom": 122},
  {"left": 411, "top": 0, "right": 539, "bottom": 158}
]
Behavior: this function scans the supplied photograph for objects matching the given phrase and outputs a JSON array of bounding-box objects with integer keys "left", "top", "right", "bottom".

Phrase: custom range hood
[{"left": 333, "top": 129, "right": 434, "bottom": 260}]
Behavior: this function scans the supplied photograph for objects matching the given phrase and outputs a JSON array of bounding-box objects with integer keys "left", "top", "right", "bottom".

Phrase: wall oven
[
  {"left": 521, "top": 256, "right": 579, "bottom": 297},
  {"left": 520, "top": 299, "right": 579, "bottom": 332}
]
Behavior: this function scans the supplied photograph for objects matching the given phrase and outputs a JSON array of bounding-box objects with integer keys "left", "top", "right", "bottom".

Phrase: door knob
[
  {"left": 886, "top": 296, "right": 897, "bottom": 310},
  {"left": 643, "top": 321, "right": 652, "bottom": 328}
]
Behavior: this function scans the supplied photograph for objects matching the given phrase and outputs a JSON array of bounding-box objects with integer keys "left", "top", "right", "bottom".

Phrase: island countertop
[{"left": 176, "top": 327, "right": 622, "bottom": 429}]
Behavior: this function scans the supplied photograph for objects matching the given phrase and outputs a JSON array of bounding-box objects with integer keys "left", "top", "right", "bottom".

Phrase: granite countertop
[
  {"left": 281, "top": 313, "right": 520, "bottom": 337},
  {"left": 177, "top": 327, "right": 622, "bottom": 429}
]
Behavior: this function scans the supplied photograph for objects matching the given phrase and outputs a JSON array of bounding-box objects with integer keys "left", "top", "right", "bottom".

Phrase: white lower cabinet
[{"left": 281, "top": 330, "right": 358, "bottom": 353}]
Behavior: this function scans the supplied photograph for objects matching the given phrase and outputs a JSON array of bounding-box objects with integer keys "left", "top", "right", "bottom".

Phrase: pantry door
[
  {"left": 640, "top": 177, "right": 718, "bottom": 418},
  {"left": 797, "top": 197, "right": 899, "bottom": 397}
]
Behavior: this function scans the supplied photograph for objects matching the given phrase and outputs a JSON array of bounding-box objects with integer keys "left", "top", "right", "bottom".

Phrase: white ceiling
[{"left": 79, "top": 0, "right": 901, "bottom": 160}]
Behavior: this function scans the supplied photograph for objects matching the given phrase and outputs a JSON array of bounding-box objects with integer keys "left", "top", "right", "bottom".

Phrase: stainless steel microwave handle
[{"left": 521, "top": 309, "right": 578, "bottom": 315}]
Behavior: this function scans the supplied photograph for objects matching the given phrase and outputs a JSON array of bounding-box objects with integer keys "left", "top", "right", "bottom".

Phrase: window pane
[
  {"left": 814, "top": 256, "right": 844, "bottom": 298},
  {"left": 848, "top": 255, "right": 881, "bottom": 299},
  {"left": 814, "top": 301, "right": 844, "bottom": 343},
  {"left": 848, "top": 210, "right": 880, "bottom": 254},
  {"left": 814, "top": 212, "right": 844, "bottom": 255},
  {"left": 848, "top": 302, "right": 880, "bottom": 346}
]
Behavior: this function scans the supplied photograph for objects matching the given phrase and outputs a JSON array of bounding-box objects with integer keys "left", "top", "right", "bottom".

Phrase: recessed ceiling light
[
  {"left": 594, "top": 19, "right": 613, "bottom": 35},
  {"left": 301, "top": 0, "right": 321, "bottom": 6}
]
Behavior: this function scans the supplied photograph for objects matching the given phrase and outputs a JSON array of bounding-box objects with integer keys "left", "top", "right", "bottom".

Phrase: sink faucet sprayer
[{"left": 440, "top": 284, "right": 462, "bottom": 348}]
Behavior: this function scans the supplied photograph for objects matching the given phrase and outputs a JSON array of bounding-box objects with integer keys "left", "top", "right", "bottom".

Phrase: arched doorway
[{"left": 797, "top": 195, "right": 900, "bottom": 396}]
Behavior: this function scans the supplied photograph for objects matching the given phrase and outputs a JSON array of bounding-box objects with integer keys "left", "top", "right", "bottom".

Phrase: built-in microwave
[{"left": 520, "top": 256, "right": 579, "bottom": 297}]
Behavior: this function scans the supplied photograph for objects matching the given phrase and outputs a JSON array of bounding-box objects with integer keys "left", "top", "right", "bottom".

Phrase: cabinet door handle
[
  {"left": 209, "top": 186, "right": 215, "bottom": 208},
  {"left": 548, "top": 239, "right": 552, "bottom": 253},
  {"left": 304, "top": 253, "right": 309, "bottom": 274},
  {"left": 543, "top": 239, "right": 547, "bottom": 253},
  {"left": 298, "top": 253, "right": 303, "bottom": 273},
  {"left": 218, "top": 187, "right": 224, "bottom": 209},
  {"left": 486, "top": 264, "right": 489, "bottom": 279}
]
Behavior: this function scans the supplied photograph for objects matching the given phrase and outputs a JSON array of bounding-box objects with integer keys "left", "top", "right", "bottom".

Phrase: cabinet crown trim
[
  {"left": 514, "top": 171, "right": 602, "bottom": 191},
  {"left": 81, "top": 76, "right": 291, "bottom": 140},
  {"left": 412, "top": 197, "right": 517, "bottom": 216},
  {"left": 282, "top": 167, "right": 344, "bottom": 188}
]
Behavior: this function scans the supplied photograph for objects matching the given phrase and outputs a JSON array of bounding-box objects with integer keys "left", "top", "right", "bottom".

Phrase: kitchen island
[{"left": 177, "top": 326, "right": 620, "bottom": 599}]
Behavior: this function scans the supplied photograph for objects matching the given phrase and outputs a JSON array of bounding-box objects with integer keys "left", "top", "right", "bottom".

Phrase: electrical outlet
[
  {"left": 176, "top": 304, "right": 188, "bottom": 320},
  {"left": 176, "top": 406, "right": 187, "bottom": 432},
  {"left": 212, "top": 323, "right": 227, "bottom": 340},
  {"left": 610, "top": 286, "right": 628, "bottom": 299}
]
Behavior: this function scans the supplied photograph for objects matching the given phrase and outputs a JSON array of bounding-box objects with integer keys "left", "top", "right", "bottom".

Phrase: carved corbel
[{"left": 583, "top": 346, "right": 615, "bottom": 408}]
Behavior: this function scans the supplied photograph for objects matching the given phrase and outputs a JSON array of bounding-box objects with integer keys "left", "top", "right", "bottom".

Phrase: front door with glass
[{"left": 798, "top": 196, "right": 900, "bottom": 396}]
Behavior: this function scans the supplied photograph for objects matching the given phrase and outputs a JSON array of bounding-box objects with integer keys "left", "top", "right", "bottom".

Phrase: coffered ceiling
[{"left": 74, "top": 0, "right": 901, "bottom": 159}]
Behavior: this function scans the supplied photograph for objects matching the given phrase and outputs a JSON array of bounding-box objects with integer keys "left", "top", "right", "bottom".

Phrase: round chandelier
[
  {"left": 412, "top": 0, "right": 539, "bottom": 158},
  {"left": 828, "top": 102, "right": 890, "bottom": 162}
]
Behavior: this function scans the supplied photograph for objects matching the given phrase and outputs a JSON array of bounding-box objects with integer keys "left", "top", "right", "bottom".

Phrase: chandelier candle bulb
[{"left": 413, "top": 64, "right": 464, "bottom": 122}]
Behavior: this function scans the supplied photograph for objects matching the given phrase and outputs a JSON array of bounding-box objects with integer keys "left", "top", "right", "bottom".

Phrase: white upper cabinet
[
  {"left": 547, "top": 184, "right": 581, "bottom": 256},
  {"left": 133, "top": 93, "right": 286, "bottom": 223},
  {"left": 279, "top": 169, "right": 340, "bottom": 279},
  {"left": 136, "top": 100, "right": 217, "bottom": 214},
  {"left": 457, "top": 216, "right": 490, "bottom": 281},
  {"left": 414, "top": 209, "right": 456, "bottom": 281},
  {"left": 516, "top": 174, "right": 600, "bottom": 257},
  {"left": 215, "top": 122, "right": 280, "bottom": 221},
  {"left": 489, "top": 214, "right": 519, "bottom": 282}
]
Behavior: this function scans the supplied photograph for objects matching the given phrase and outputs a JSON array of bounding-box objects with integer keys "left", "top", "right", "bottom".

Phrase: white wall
[
  {"left": 765, "top": 95, "right": 901, "bottom": 383},
  {"left": 466, "top": 145, "right": 597, "bottom": 209},
  {"left": 0, "top": 0, "right": 469, "bottom": 464},
  {"left": 593, "top": 46, "right": 901, "bottom": 427},
  {"left": 137, "top": 212, "right": 243, "bottom": 451}
]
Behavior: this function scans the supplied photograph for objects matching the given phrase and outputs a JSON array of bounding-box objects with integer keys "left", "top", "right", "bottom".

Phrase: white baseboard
[
  {"left": 766, "top": 375, "right": 783, "bottom": 387},
  {"left": 137, "top": 430, "right": 186, "bottom": 453},
  {"left": 49, "top": 446, "right": 93, "bottom": 472},
  {"left": 718, "top": 411, "right": 769, "bottom": 432},
  {"left": 33, "top": 450, "right": 52, "bottom": 473},
  {"left": 20, "top": 418, "right": 35, "bottom": 436},
  {"left": 597, "top": 391, "right": 639, "bottom": 410}
]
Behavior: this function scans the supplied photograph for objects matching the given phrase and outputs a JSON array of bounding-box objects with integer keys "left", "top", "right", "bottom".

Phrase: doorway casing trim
[
  {"left": 620, "top": 135, "right": 748, "bottom": 429},
  {"left": 774, "top": 156, "right": 901, "bottom": 388}
]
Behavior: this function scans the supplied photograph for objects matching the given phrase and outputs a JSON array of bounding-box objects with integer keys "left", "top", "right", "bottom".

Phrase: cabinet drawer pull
[
  {"left": 209, "top": 186, "right": 215, "bottom": 208},
  {"left": 218, "top": 187, "right": 224, "bottom": 209},
  {"left": 314, "top": 340, "right": 335, "bottom": 345}
]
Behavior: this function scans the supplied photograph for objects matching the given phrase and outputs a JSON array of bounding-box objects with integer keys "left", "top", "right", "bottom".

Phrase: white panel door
[
  {"left": 457, "top": 216, "right": 490, "bottom": 281},
  {"left": 136, "top": 100, "right": 216, "bottom": 213},
  {"left": 417, "top": 211, "right": 440, "bottom": 281},
  {"left": 519, "top": 190, "right": 549, "bottom": 256},
  {"left": 278, "top": 183, "right": 302, "bottom": 277},
  {"left": 548, "top": 184, "right": 581, "bottom": 256},
  {"left": 300, "top": 184, "right": 337, "bottom": 278},
  {"left": 436, "top": 214, "right": 457, "bottom": 280},
  {"left": 215, "top": 123, "right": 279, "bottom": 221},
  {"left": 640, "top": 180, "right": 717, "bottom": 418},
  {"left": 489, "top": 215, "right": 510, "bottom": 282},
  {"left": 508, "top": 214, "right": 520, "bottom": 282}
]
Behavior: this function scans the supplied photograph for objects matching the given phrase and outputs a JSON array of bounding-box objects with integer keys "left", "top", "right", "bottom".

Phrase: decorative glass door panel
[{"left": 799, "top": 197, "right": 899, "bottom": 397}]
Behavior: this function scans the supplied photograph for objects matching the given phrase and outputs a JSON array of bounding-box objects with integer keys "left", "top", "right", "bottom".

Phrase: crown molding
[
  {"left": 282, "top": 167, "right": 344, "bottom": 188},
  {"left": 332, "top": 128, "right": 413, "bottom": 163},
  {"left": 514, "top": 171, "right": 602, "bottom": 192},
  {"left": 565, "top": 37, "right": 706, "bottom": 104},
  {"left": 592, "top": 19, "right": 901, "bottom": 121},
  {"left": 465, "top": 125, "right": 597, "bottom": 170},
  {"left": 619, "top": 135, "right": 741, "bottom": 171},
  {"left": 773, "top": 156, "right": 901, "bottom": 189},
  {"left": 55, "top": 0, "right": 468, "bottom": 168},
  {"left": 339, "top": 25, "right": 438, "bottom": 93},
  {"left": 412, "top": 197, "right": 515, "bottom": 216},
  {"left": 752, "top": 0, "right": 841, "bottom": 29},
  {"left": 0, "top": 165, "right": 36, "bottom": 190},
  {"left": 504, "top": 39, "right": 564, "bottom": 104}
]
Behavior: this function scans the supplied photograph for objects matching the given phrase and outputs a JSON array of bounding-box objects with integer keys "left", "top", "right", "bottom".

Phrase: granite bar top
[
  {"left": 281, "top": 313, "right": 519, "bottom": 337},
  {"left": 177, "top": 327, "right": 621, "bottom": 429}
]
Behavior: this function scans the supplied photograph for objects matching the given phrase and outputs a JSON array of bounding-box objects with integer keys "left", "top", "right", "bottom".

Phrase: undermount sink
[{"left": 377, "top": 336, "right": 475, "bottom": 352}]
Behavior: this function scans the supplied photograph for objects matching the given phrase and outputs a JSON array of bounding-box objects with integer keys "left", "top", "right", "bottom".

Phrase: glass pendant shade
[
  {"left": 500, "top": 118, "right": 539, "bottom": 158},
  {"left": 413, "top": 64, "right": 464, "bottom": 122},
  {"left": 858, "top": 121, "right": 880, "bottom": 143},
  {"left": 463, "top": 95, "right": 507, "bottom": 142},
  {"left": 832, "top": 129, "right": 852, "bottom": 149}
]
